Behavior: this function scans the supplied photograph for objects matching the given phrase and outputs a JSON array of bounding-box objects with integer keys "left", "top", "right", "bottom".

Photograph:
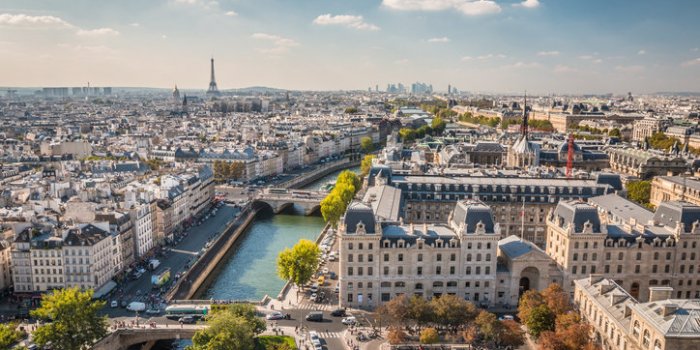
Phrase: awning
[{"left": 93, "top": 280, "right": 117, "bottom": 299}]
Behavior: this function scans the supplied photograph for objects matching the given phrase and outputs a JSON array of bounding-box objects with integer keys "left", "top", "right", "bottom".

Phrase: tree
[
  {"left": 387, "top": 326, "right": 408, "bottom": 344},
  {"left": 399, "top": 128, "right": 416, "bottom": 142},
  {"left": 518, "top": 289, "right": 545, "bottom": 324},
  {"left": 276, "top": 239, "right": 321, "bottom": 291},
  {"left": 524, "top": 304, "right": 556, "bottom": 338},
  {"left": 408, "top": 295, "right": 434, "bottom": 327},
  {"left": 320, "top": 192, "right": 345, "bottom": 227},
  {"left": 542, "top": 283, "right": 572, "bottom": 316},
  {"left": 229, "top": 162, "right": 245, "bottom": 180},
  {"left": 0, "top": 323, "right": 24, "bottom": 349},
  {"left": 431, "top": 116, "right": 447, "bottom": 135},
  {"left": 608, "top": 128, "right": 622, "bottom": 138},
  {"left": 462, "top": 325, "right": 479, "bottom": 345},
  {"left": 382, "top": 294, "right": 410, "bottom": 325},
  {"left": 31, "top": 287, "right": 107, "bottom": 350},
  {"left": 419, "top": 327, "right": 439, "bottom": 344},
  {"left": 500, "top": 319, "right": 526, "bottom": 348},
  {"left": 430, "top": 294, "right": 476, "bottom": 330},
  {"left": 190, "top": 309, "right": 256, "bottom": 350},
  {"left": 360, "top": 136, "right": 374, "bottom": 153},
  {"left": 224, "top": 303, "right": 266, "bottom": 335},
  {"left": 475, "top": 310, "right": 501, "bottom": 343},
  {"left": 627, "top": 180, "right": 651, "bottom": 206},
  {"left": 538, "top": 331, "right": 567, "bottom": 350},
  {"left": 344, "top": 107, "right": 359, "bottom": 114},
  {"left": 360, "top": 155, "right": 376, "bottom": 177}
]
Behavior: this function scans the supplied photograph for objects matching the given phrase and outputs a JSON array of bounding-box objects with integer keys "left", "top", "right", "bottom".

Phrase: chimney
[
  {"left": 649, "top": 286, "right": 674, "bottom": 302},
  {"left": 662, "top": 303, "right": 678, "bottom": 317}
]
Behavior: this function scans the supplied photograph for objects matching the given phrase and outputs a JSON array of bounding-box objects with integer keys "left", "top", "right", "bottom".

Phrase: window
[
  {"left": 384, "top": 253, "right": 389, "bottom": 262},
  {"left": 573, "top": 253, "right": 578, "bottom": 261},
  {"left": 635, "top": 265, "right": 640, "bottom": 273},
  {"left": 466, "top": 267, "right": 472, "bottom": 275},
  {"left": 617, "top": 265, "right": 623, "bottom": 273},
  {"left": 485, "top": 266, "right": 490, "bottom": 274},
  {"left": 665, "top": 265, "right": 671, "bottom": 273},
  {"left": 359, "top": 243, "right": 363, "bottom": 250},
  {"left": 348, "top": 243, "right": 353, "bottom": 250},
  {"left": 348, "top": 254, "right": 353, "bottom": 262},
  {"left": 383, "top": 267, "right": 389, "bottom": 276},
  {"left": 436, "top": 266, "right": 442, "bottom": 275},
  {"left": 398, "top": 254, "right": 403, "bottom": 262},
  {"left": 654, "top": 252, "right": 659, "bottom": 260},
  {"left": 398, "top": 266, "right": 403, "bottom": 275},
  {"left": 437, "top": 254, "right": 442, "bottom": 262},
  {"left": 642, "top": 330, "right": 650, "bottom": 347},
  {"left": 348, "top": 267, "right": 353, "bottom": 276},
  {"left": 450, "top": 253, "right": 456, "bottom": 261},
  {"left": 450, "top": 266, "right": 455, "bottom": 275},
  {"left": 417, "top": 254, "right": 423, "bottom": 262},
  {"left": 637, "top": 252, "right": 642, "bottom": 261},
  {"left": 476, "top": 266, "right": 481, "bottom": 275},
  {"left": 632, "top": 321, "right": 640, "bottom": 336},
  {"left": 485, "top": 254, "right": 491, "bottom": 261},
  {"left": 358, "top": 254, "right": 363, "bottom": 263},
  {"left": 466, "top": 254, "right": 472, "bottom": 262},
  {"left": 618, "top": 252, "right": 624, "bottom": 260},
  {"left": 417, "top": 267, "right": 423, "bottom": 275},
  {"left": 347, "top": 294, "right": 353, "bottom": 302},
  {"left": 415, "top": 283, "right": 423, "bottom": 290},
  {"left": 368, "top": 267, "right": 373, "bottom": 276},
  {"left": 368, "top": 243, "right": 373, "bottom": 250},
  {"left": 605, "top": 265, "right": 610, "bottom": 273}
]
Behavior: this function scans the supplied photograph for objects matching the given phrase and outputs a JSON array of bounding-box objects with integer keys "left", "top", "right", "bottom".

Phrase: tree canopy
[
  {"left": 360, "top": 136, "right": 374, "bottom": 153},
  {"left": 627, "top": 180, "right": 651, "bottom": 207},
  {"left": 31, "top": 287, "right": 108, "bottom": 350},
  {"left": 189, "top": 305, "right": 262, "bottom": 350},
  {"left": 320, "top": 170, "right": 360, "bottom": 227},
  {"left": 360, "top": 154, "right": 376, "bottom": 177},
  {"left": 276, "top": 239, "right": 321, "bottom": 289}
]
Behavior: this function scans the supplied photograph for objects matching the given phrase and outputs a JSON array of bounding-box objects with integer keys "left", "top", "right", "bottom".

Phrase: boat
[{"left": 321, "top": 181, "right": 336, "bottom": 192}]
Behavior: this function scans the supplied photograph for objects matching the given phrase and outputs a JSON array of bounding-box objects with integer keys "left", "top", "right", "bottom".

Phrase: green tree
[
  {"left": 224, "top": 303, "right": 266, "bottom": 335},
  {"left": 399, "top": 128, "right": 416, "bottom": 142},
  {"left": 189, "top": 309, "right": 256, "bottom": 350},
  {"left": 431, "top": 116, "right": 447, "bottom": 135},
  {"left": 276, "top": 239, "right": 321, "bottom": 291},
  {"left": 475, "top": 310, "right": 501, "bottom": 343},
  {"left": 344, "top": 107, "right": 359, "bottom": 114},
  {"left": 608, "top": 128, "right": 622, "bottom": 138},
  {"left": 31, "top": 287, "right": 107, "bottom": 350},
  {"left": 408, "top": 295, "right": 434, "bottom": 327},
  {"left": 430, "top": 294, "right": 476, "bottom": 330},
  {"left": 360, "top": 136, "right": 374, "bottom": 153},
  {"left": 382, "top": 294, "right": 410, "bottom": 325},
  {"left": 518, "top": 289, "right": 545, "bottom": 324},
  {"left": 360, "top": 155, "right": 376, "bottom": 177},
  {"left": 320, "top": 192, "right": 346, "bottom": 227},
  {"left": 627, "top": 180, "right": 651, "bottom": 206},
  {"left": 0, "top": 323, "right": 24, "bottom": 349},
  {"left": 419, "top": 327, "right": 439, "bottom": 344},
  {"left": 229, "top": 162, "right": 245, "bottom": 180},
  {"left": 524, "top": 304, "right": 556, "bottom": 338}
]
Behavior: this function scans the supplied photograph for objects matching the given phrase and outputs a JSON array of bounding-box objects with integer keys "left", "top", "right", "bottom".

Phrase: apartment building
[
  {"left": 650, "top": 176, "right": 700, "bottom": 207},
  {"left": 575, "top": 276, "right": 700, "bottom": 350},
  {"left": 546, "top": 199, "right": 700, "bottom": 302}
]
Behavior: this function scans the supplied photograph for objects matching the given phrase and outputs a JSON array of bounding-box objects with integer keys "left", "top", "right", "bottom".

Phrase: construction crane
[{"left": 566, "top": 133, "right": 575, "bottom": 178}]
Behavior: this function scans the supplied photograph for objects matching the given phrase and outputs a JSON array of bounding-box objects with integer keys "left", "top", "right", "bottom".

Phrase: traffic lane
[
  {"left": 105, "top": 205, "right": 239, "bottom": 315},
  {"left": 262, "top": 310, "right": 347, "bottom": 333},
  {"left": 324, "top": 337, "right": 346, "bottom": 350}
]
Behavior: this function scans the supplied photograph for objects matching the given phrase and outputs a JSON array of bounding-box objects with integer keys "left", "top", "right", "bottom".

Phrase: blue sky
[{"left": 1, "top": 0, "right": 699, "bottom": 93}]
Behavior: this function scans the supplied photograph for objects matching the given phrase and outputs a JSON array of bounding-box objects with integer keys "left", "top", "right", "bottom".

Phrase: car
[
  {"left": 110, "top": 300, "right": 118, "bottom": 308},
  {"left": 331, "top": 308, "right": 346, "bottom": 317},
  {"left": 178, "top": 316, "right": 196, "bottom": 324},
  {"left": 334, "top": 283, "right": 340, "bottom": 293},
  {"left": 266, "top": 311, "right": 286, "bottom": 320},
  {"left": 322, "top": 267, "right": 329, "bottom": 275},
  {"left": 329, "top": 272, "right": 337, "bottom": 280},
  {"left": 342, "top": 316, "right": 357, "bottom": 325},
  {"left": 498, "top": 314, "right": 515, "bottom": 321},
  {"left": 121, "top": 300, "right": 128, "bottom": 308},
  {"left": 146, "top": 308, "right": 161, "bottom": 315},
  {"left": 309, "top": 330, "right": 320, "bottom": 341},
  {"left": 305, "top": 311, "right": 323, "bottom": 322},
  {"left": 310, "top": 293, "right": 318, "bottom": 302},
  {"left": 310, "top": 283, "right": 319, "bottom": 293},
  {"left": 317, "top": 276, "right": 325, "bottom": 285}
]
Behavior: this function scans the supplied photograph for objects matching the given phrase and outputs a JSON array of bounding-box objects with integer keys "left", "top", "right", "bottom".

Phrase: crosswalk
[
  {"left": 315, "top": 331, "right": 344, "bottom": 339},
  {"left": 295, "top": 302, "right": 337, "bottom": 311}
]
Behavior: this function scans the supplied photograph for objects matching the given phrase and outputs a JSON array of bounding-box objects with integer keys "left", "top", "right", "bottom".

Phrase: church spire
[{"left": 521, "top": 91, "right": 529, "bottom": 137}]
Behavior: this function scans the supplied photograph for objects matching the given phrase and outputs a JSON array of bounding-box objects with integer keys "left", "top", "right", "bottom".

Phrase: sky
[{"left": 1, "top": 0, "right": 700, "bottom": 94}]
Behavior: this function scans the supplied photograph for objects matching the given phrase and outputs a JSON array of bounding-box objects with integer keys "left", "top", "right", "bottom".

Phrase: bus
[{"left": 164, "top": 304, "right": 210, "bottom": 319}]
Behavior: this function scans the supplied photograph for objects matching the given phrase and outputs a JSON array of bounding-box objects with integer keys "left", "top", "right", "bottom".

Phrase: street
[{"left": 102, "top": 204, "right": 241, "bottom": 318}]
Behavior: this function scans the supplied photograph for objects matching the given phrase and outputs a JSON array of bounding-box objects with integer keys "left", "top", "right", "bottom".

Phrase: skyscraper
[{"left": 206, "top": 57, "right": 220, "bottom": 96}]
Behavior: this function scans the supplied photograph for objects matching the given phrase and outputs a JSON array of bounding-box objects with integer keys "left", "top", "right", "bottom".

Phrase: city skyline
[{"left": 1, "top": 0, "right": 700, "bottom": 94}]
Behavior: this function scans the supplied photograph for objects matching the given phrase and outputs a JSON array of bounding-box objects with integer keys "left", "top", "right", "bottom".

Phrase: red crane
[{"left": 566, "top": 133, "right": 574, "bottom": 178}]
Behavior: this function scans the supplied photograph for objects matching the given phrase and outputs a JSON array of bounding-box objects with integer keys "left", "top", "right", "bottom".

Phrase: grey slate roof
[
  {"left": 451, "top": 200, "right": 496, "bottom": 234},
  {"left": 589, "top": 193, "right": 654, "bottom": 224},
  {"left": 343, "top": 202, "right": 377, "bottom": 234},
  {"left": 653, "top": 201, "right": 700, "bottom": 233},
  {"left": 551, "top": 200, "right": 602, "bottom": 233},
  {"left": 498, "top": 235, "right": 533, "bottom": 259}
]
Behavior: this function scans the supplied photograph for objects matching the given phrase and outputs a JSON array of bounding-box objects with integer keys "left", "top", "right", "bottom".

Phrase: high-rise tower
[{"left": 206, "top": 57, "right": 221, "bottom": 96}]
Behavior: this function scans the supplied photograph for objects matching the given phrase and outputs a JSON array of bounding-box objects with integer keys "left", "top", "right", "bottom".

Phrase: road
[{"left": 102, "top": 204, "right": 241, "bottom": 318}]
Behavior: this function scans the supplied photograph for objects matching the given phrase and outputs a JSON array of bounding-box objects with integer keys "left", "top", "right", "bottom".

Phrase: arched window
[
  {"left": 642, "top": 330, "right": 651, "bottom": 347},
  {"left": 654, "top": 339, "right": 662, "bottom": 350},
  {"left": 433, "top": 281, "right": 444, "bottom": 288},
  {"left": 633, "top": 321, "right": 640, "bottom": 336}
]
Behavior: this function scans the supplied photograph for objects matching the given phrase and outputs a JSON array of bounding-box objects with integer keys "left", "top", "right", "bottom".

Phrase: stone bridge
[
  {"left": 92, "top": 325, "right": 204, "bottom": 350},
  {"left": 252, "top": 189, "right": 326, "bottom": 215}
]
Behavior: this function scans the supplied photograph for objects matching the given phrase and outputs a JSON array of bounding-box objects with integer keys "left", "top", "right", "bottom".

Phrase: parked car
[
  {"left": 329, "top": 272, "right": 337, "bottom": 280},
  {"left": 110, "top": 300, "right": 118, "bottom": 308},
  {"left": 310, "top": 293, "right": 318, "bottom": 302},
  {"left": 498, "top": 314, "right": 515, "bottom": 321},
  {"left": 266, "top": 311, "right": 286, "bottom": 320},
  {"left": 322, "top": 267, "right": 329, "bottom": 275},
  {"left": 342, "top": 316, "right": 357, "bottom": 325}
]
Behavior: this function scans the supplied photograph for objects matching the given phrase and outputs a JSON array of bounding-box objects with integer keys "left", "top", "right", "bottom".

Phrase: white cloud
[
  {"left": 427, "top": 37, "right": 450, "bottom": 43},
  {"left": 515, "top": 0, "right": 540, "bottom": 8},
  {"left": 615, "top": 65, "right": 644, "bottom": 73},
  {"left": 502, "top": 61, "right": 540, "bottom": 69},
  {"left": 0, "top": 13, "right": 73, "bottom": 28},
  {"left": 592, "top": 58, "right": 603, "bottom": 64},
  {"left": 474, "top": 53, "right": 506, "bottom": 60},
  {"left": 461, "top": 56, "right": 473, "bottom": 61},
  {"left": 692, "top": 48, "right": 700, "bottom": 52},
  {"left": 682, "top": 58, "right": 700, "bottom": 67},
  {"left": 172, "top": 0, "right": 219, "bottom": 10},
  {"left": 313, "top": 14, "right": 380, "bottom": 31},
  {"left": 537, "top": 50, "right": 559, "bottom": 56},
  {"left": 637, "top": 49, "right": 646, "bottom": 55},
  {"left": 252, "top": 33, "right": 299, "bottom": 55},
  {"left": 130, "top": 22, "right": 140, "bottom": 27},
  {"left": 382, "top": 0, "right": 501, "bottom": 16},
  {"left": 394, "top": 58, "right": 409, "bottom": 64},
  {"left": 554, "top": 64, "right": 577, "bottom": 73},
  {"left": 225, "top": 11, "right": 238, "bottom": 16},
  {"left": 76, "top": 28, "right": 120, "bottom": 37},
  {"left": 161, "top": 34, "right": 168, "bottom": 39}
]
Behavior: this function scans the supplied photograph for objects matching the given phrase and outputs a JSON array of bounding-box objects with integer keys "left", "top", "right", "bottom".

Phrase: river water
[{"left": 200, "top": 165, "right": 360, "bottom": 301}]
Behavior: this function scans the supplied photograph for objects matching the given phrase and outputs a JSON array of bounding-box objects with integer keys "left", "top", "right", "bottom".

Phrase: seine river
[{"left": 200, "top": 166, "right": 360, "bottom": 301}]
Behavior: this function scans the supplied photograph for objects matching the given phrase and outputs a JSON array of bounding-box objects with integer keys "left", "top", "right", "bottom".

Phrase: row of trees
[
  {"left": 320, "top": 170, "right": 361, "bottom": 227},
  {"left": 518, "top": 284, "right": 600, "bottom": 350},
  {"left": 276, "top": 239, "right": 321, "bottom": 293},
  {"left": 648, "top": 131, "right": 700, "bottom": 155},
  {"left": 398, "top": 116, "right": 447, "bottom": 143},
  {"left": 381, "top": 294, "right": 524, "bottom": 348},
  {"left": 459, "top": 112, "right": 500, "bottom": 128},
  {"left": 360, "top": 154, "right": 376, "bottom": 177},
  {"left": 212, "top": 160, "right": 246, "bottom": 183}
]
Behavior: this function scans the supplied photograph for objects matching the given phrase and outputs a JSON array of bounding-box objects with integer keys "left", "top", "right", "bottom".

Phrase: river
[{"left": 200, "top": 165, "right": 360, "bottom": 301}]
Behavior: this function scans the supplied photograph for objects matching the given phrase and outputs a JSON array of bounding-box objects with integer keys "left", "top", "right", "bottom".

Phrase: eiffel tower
[{"left": 206, "top": 57, "right": 221, "bottom": 96}]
